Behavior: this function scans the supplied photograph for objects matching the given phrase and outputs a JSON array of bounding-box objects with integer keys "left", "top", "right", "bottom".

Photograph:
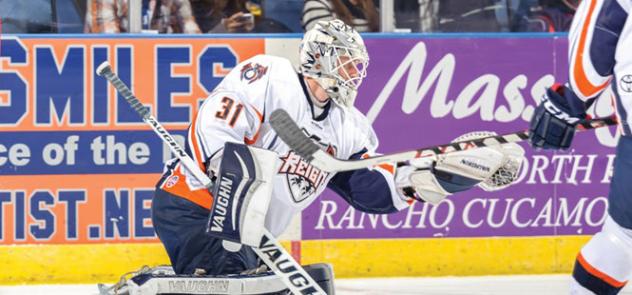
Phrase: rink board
[
  {"left": 0, "top": 236, "right": 589, "bottom": 284},
  {"left": 0, "top": 34, "right": 617, "bottom": 284}
]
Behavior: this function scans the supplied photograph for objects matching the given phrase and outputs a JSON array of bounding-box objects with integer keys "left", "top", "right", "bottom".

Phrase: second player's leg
[{"left": 571, "top": 136, "right": 632, "bottom": 294}]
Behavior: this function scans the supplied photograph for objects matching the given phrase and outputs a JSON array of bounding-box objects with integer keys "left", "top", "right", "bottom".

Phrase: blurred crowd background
[{"left": 0, "top": 0, "right": 579, "bottom": 34}]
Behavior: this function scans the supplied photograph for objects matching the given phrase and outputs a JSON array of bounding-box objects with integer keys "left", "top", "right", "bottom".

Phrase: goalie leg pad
[
  {"left": 152, "top": 189, "right": 259, "bottom": 275},
  {"left": 99, "top": 265, "right": 289, "bottom": 295},
  {"left": 100, "top": 264, "right": 335, "bottom": 295},
  {"left": 303, "top": 263, "right": 336, "bottom": 295},
  {"left": 207, "top": 142, "right": 278, "bottom": 248}
]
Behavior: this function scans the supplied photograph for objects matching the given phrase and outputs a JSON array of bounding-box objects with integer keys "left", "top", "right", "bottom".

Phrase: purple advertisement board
[{"left": 302, "top": 36, "right": 618, "bottom": 240}]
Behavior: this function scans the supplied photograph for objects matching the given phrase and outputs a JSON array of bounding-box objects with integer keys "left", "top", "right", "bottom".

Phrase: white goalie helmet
[{"left": 299, "top": 19, "right": 369, "bottom": 108}]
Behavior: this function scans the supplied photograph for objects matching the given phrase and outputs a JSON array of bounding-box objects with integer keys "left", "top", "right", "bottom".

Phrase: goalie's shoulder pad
[{"left": 343, "top": 106, "right": 379, "bottom": 152}]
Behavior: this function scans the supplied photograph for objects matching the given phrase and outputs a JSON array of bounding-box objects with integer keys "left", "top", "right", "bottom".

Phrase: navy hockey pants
[
  {"left": 151, "top": 185, "right": 259, "bottom": 275},
  {"left": 608, "top": 135, "right": 632, "bottom": 229}
]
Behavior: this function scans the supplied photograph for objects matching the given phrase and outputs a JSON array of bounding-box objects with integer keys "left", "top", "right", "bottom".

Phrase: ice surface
[{"left": 1, "top": 275, "right": 631, "bottom": 295}]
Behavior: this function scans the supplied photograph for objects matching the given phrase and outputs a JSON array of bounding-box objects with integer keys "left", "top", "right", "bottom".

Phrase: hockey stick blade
[
  {"left": 269, "top": 109, "right": 321, "bottom": 162},
  {"left": 269, "top": 109, "right": 617, "bottom": 173},
  {"left": 96, "top": 62, "right": 326, "bottom": 295}
]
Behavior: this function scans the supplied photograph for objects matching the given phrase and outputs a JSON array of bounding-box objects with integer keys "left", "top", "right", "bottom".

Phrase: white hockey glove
[{"left": 397, "top": 131, "right": 525, "bottom": 205}]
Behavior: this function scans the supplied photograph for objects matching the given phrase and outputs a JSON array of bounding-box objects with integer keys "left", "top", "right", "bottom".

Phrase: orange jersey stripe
[
  {"left": 577, "top": 252, "right": 628, "bottom": 288},
  {"left": 162, "top": 164, "right": 214, "bottom": 209},
  {"left": 361, "top": 153, "right": 395, "bottom": 174},
  {"left": 377, "top": 163, "right": 395, "bottom": 174},
  {"left": 572, "top": 0, "right": 610, "bottom": 98},
  {"left": 189, "top": 111, "right": 206, "bottom": 172},
  {"left": 245, "top": 105, "right": 264, "bottom": 145}
]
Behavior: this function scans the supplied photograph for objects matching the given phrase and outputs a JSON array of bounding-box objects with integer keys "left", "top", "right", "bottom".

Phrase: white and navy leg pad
[
  {"left": 206, "top": 142, "right": 278, "bottom": 248},
  {"left": 98, "top": 264, "right": 335, "bottom": 295},
  {"left": 119, "top": 270, "right": 288, "bottom": 294}
]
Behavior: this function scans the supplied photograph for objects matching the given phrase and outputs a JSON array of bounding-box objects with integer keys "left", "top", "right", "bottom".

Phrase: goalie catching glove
[{"left": 397, "top": 131, "right": 525, "bottom": 205}]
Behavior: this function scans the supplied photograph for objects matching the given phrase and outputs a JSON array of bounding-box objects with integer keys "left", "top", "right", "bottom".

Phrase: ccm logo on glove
[{"left": 541, "top": 94, "right": 581, "bottom": 124}]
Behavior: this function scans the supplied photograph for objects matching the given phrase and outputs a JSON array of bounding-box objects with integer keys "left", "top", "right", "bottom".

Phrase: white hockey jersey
[
  {"left": 158, "top": 55, "right": 409, "bottom": 236},
  {"left": 567, "top": 0, "right": 632, "bottom": 135}
]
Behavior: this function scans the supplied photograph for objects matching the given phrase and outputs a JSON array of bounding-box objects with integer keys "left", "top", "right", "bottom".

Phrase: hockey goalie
[{"left": 101, "top": 19, "right": 525, "bottom": 295}]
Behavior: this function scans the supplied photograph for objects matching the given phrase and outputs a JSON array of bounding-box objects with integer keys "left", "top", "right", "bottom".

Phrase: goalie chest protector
[{"left": 213, "top": 54, "right": 378, "bottom": 236}]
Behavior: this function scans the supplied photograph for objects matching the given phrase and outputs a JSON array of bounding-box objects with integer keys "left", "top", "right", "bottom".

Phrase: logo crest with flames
[
  {"left": 278, "top": 151, "right": 328, "bottom": 203},
  {"left": 278, "top": 145, "right": 336, "bottom": 203}
]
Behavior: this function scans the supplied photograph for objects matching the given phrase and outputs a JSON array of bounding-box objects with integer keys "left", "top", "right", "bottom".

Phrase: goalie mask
[{"left": 299, "top": 19, "right": 369, "bottom": 108}]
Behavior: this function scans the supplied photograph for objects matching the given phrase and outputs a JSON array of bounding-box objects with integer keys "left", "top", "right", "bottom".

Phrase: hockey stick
[
  {"left": 96, "top": 62, "right": 326, "bottom": 295},
  {"left": 269, "top": 109, "right": 617, "bottom": 173}
]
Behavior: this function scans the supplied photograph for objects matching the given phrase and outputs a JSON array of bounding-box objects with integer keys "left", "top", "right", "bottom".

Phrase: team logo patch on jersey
[
  {"left": 240, "top": 62, "right": 268, "bottom": 84},
  {"left": 279, "top": 151, "right": 329, "bottom": 203},
  {"left": 620, "top": 75, "right": 632, "bottom": 93},
  {"left": 165, "top": 175, "right": 179, "bottom": 188}
]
